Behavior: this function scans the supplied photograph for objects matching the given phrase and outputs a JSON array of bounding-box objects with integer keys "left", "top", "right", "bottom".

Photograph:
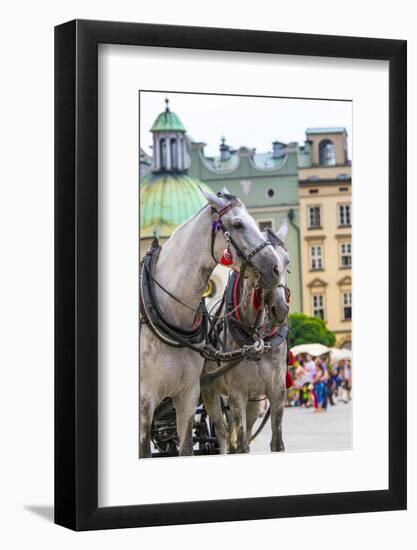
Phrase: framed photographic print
[{"left": 55, "top": 19, "right": 406, "bottom": 530}]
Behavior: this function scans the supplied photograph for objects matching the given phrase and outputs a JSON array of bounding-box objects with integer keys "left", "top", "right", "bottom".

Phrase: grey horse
[
  {"left": 201, "top": 219, "right": 290, "bottom": 454},
  {"left": 139, "top": 189, "right": 282, "bottom": 458}
]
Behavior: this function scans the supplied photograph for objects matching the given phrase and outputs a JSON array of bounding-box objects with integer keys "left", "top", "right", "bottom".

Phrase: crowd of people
[{"left": 287, "top": 354, "right": 352, "bottom": 411}]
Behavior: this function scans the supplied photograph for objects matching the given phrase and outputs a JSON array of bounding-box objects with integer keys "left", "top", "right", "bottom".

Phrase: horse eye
[{"left": 232, "top": 221, "right": 244, "bottom": 229}]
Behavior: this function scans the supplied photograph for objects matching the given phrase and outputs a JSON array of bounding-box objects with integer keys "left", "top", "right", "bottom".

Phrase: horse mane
[
  {"left": 217, "top": 191, "right": 242, "bottom": 207},
  {"left": 266, "top": 228, "right": 287, "bottom": 251},
  {"left": 266, "top": 228, "right": 279, "bottom": 244}
]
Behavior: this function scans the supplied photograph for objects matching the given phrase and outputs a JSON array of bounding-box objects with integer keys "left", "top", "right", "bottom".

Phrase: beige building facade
[{"left": 298, "top": 128, "right": 352, "bottom": 348}]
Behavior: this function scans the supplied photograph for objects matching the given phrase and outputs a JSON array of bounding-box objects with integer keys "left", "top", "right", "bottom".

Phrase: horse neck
[
  {"left": 153, "top": 206, "right": 216, "bottom": 328},
  {"left": 238, "top": 277, "right": 265, "bottom": 328}
]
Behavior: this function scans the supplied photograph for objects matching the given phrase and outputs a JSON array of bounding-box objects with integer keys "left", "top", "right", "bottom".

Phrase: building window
[
  {"left": 340, "top": 242, "right": 352, "bottom": 268},
  {"left": 258, "top": 220, "right": 273, "bottom": 232},
  {"left": 307, "top": 206, "right": 321, "bottom": 228},
  {"left": 338, "top": 203, "right": 351, "bottom": 226},
  {"left": 319, "top": 139, "right": 336, "bottom": 166},
  {"left": 170, "top": 138, "right": 178, "bottom": 169},
  {"left": 312, "top": 294, "right": 325, "bottom": 320},
  {"left": 342, "top": 291, "right": 352, "bottom": 321},
  {"left": 159, "top": 138, "right": 167, "bottom": 170},
  {"left": 267, "top": 188, "right": 275, "bottom": 198},
  {"left": 309, "top": 244, "right": 323, "bottom": 270}
]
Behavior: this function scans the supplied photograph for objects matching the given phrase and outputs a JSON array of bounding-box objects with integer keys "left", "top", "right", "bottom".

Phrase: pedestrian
[
  {"left": 304, "top": 354, "right": 317, "bottom": 407},
  {"left": 342, "top": 360, "right": 352, "bottom": 403},
  {"left": 294, "top": 361, "right": 307, "bottom": 407},
  {"left": 313, "top": 363, "right": 326, "bottom": 412}
]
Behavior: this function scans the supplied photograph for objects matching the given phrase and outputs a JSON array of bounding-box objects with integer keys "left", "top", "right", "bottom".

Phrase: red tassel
[
  {"left": 252, "top": 289, "right": 262, "bottom": 311},
  {"left": 286, "top": 369, "right": 294, "bottom": 389},
  {"left": 219, "top": 247, "right": 233, "bottom": 266},
  {"left": 288, "top": 350, "right": 294, "bottom": 366}
]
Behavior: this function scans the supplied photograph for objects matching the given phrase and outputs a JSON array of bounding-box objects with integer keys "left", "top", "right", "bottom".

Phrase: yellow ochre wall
[{"left": 299, "top": 127, "right": 352, "bottom": 348}]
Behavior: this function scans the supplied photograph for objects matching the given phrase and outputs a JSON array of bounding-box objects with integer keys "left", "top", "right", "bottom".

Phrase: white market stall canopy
[
  {"left": 290, "top": 343, "right": 330, "bottom": 357},
  {"left": 329, "top": 347, "right": 352, "bottom": 361},
  {"left": 290, "top": 343, "right": 352, "bottom": 361}
]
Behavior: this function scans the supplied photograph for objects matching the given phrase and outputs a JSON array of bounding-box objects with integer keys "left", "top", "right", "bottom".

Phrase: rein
[{"left": 140, "top": 239, "right": 269, "bottom": 363}]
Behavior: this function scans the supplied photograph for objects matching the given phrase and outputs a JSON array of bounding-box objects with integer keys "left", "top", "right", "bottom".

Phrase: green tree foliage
[{"left": 289, "top": 313, "right": 336, "bottom": 347}]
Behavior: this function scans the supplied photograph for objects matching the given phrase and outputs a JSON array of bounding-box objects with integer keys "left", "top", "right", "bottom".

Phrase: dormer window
[
  {"left": 319, "top": 139, "right": 336, "bottom": 166},
  {"left": 220, "top": 137, "right": 231, "bottom": 161},
  {"left": 272, "top": 140, "right": 286, "bottom": 159}
]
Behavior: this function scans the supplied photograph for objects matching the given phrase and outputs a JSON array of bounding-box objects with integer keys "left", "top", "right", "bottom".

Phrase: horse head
[{"left": 201, "top": 187, "right": 281, "bottom": 291}]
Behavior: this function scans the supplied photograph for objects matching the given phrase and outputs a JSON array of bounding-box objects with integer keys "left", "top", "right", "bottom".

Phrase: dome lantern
[{"left": 150, "top": 99, "right": 189, "bottom": 173}]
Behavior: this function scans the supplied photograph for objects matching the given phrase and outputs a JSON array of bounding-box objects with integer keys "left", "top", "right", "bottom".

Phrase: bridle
[{"left": 210, "top": 202, "right": 273, "bottom": 282}]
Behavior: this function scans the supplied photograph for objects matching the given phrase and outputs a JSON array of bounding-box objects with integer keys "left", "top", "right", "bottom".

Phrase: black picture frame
[{"left": 55, "top": 19, "right": 407, "bottom": 531}]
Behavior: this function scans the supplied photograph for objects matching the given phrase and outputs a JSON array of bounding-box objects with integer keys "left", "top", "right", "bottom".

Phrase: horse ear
[
  {"left": 199, "top": 186, "right": 226, "bottom": 210},
  {"left": 276, "top": 218, "right": 288, "bottom": 242},
  {"left": 221, "top": 186, "right": 231, "bottom": 195}
]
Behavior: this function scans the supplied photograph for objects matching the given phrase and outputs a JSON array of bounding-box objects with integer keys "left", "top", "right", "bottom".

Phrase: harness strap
[
  {"left": 230, "top": 235, "right": 272, "bottom": 265},
  {"left": 250, "top": 407, "right": 271, "bottom": 442},
  {"left": 140, "top": 243, "right": 207, "bottom": 348},
  {"left": 200, "top": 358, "right": 244, "bottom": 386},
  {"left": 224, "top": 270, "right": 290, "bottom": 353},
  {"left": 143, "top": 260, "right": 204, "bottom": 319},
  {"left": 141, "top": 244, "right": 266, "bottom": 362}
]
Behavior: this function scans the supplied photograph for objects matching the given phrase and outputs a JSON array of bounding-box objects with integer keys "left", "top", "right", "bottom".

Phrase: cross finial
[{"left": 165, "top": 97, "right": 170, "bottom": 112}]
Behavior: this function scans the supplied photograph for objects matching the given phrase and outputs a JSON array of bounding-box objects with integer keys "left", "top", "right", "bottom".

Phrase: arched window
[
  {"left": 170, "top": 138, "right": 178, "bottom": 169},
  {"left": 319, "top": 139, "right": 336, "bottom": 166},
  {"left": 159, "top": 138, "right": 167, "bottom": 170},
  {"left": 181, "top": 138, "right": 186, "bottom": 169}
]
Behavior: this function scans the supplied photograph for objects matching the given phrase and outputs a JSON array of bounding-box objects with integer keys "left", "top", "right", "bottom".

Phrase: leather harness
[
  {"left": 225, "top": 270, "right": 290, "bottom": 355},
  {"left": 140, "top": 239, "right": 207, "bottom": 349},
  {"left": 140, "top": 202, "right": 291, "bottom": 374}
]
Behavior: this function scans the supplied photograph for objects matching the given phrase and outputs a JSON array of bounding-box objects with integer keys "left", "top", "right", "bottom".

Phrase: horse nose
[{"left": 273, "top": 264, "right": 280, "bottom": 278}]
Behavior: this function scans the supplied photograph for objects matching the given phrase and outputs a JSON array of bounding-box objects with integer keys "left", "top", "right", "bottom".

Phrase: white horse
[
  {"left": 139, "top": 190, "right": 282, "bottom": 457},
  {"left": 201, "top": 220, "right": 290, "bottom": 454}
]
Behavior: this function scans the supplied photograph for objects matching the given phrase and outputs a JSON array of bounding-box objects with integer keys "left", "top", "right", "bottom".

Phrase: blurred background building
[{"left": 298, "top": 128, "right": 352, "bottom": 348}]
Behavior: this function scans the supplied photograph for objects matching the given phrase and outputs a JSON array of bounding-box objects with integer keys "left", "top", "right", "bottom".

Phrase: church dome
[{"left": 140, "top": 173, "right": 213, "bottom": 239}]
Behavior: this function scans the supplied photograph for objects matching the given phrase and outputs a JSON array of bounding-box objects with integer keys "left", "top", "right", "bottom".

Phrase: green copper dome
[
  {"left": 140, "top": 173, "right": 213, "bottom": 238},
  {"left": 150, "top": 109, "right": 187, "bottom": 133}
]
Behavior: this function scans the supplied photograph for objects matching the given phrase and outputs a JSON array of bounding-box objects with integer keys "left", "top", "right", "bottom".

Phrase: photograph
[
  {"left": 139, "top": 91, "right": 353, "bottom": 458},
  {"left": 0, "top": 1, "right": 410, "bottom": 541}
]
